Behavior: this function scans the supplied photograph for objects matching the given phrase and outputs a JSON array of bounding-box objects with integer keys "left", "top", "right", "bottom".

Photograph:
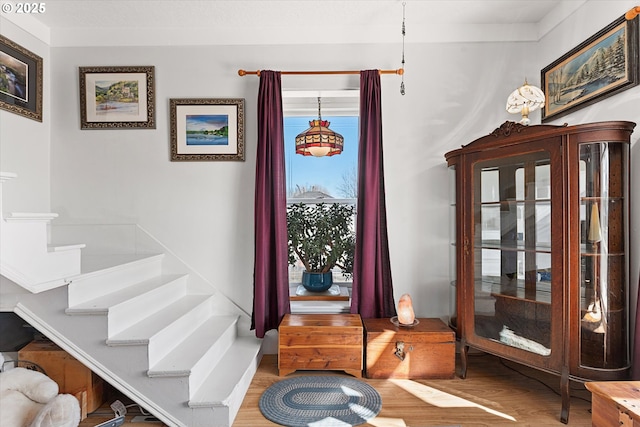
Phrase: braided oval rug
[{"left": 259, "top": 375, "right": 382, "bottom": 426}]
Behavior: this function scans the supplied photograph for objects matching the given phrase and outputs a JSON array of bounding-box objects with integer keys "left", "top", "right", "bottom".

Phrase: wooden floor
[
  {"left": 81, "top": 351, "right": 594, "bottom": 427},
  {"left": 233, "top": 353, "right": 593, "bottom": 427}
]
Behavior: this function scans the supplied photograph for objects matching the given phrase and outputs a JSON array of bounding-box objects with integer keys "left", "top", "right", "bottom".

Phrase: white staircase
[{"left": 0, "top": 173, "right": 263, "bottom": 427}]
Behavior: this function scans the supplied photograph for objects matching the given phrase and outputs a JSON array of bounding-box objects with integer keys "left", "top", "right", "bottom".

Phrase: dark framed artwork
[
  {"left": 541, "top": 14, "right": 639, "bottom": 122},
  {"left": 79, "top": 66, "right": 155, "bottom": 129},
  {"left": 170, "top": 98, "right": 245, "bottom": 161},
  {"left": 0, "top": 35, "right": 43, "bottom": 122}
]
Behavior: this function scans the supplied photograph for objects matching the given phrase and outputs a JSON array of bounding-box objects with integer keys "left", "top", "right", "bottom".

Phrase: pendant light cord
[{"left": 400, "top": 2, "right": 406, "bottom": 95}]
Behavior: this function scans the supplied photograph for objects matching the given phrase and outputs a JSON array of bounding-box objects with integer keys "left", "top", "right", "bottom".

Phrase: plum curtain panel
[
  {"left": 350, "top": 70, "right": 397, "bottom": 318},
  {"left": 252, "top": 70, "right": 290, "bottom": 338}
]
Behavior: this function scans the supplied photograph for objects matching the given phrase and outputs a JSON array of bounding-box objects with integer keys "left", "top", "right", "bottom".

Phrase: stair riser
[
  {"left": 226, "top": 362, "right": 258, "bottom": 425},
  {"left": 188, "top": 342, "right": 262, "bottom": 426},
  {"left": 188, "top": 323, "right": 237, "bottom": 395},
  {"left": 68, "top": 255, "right": 164, "bottom": 306},
  {"left": 1, "top": 222, "right": 82, "bottom": 290},
  {"left": 1, "top": 221, "right": 48, "bottom": 252},
  {"left": 107, "top": 276, "right": 189, "bottom": 338},
  {"left": 188, "top": 406, "right": 231, "bottom": 427},
  {"left": 147, "top": 297, "right": 217, "bottom": 367},
  {"left": 1, "top": 250, "right": 81, "bottom": 290}
]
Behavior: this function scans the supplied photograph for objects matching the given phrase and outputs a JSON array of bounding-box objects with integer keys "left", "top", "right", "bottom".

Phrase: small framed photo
[
  {"left": 170, "top": 98, "right": 245, "bottom": 161},
  {"left": 541, "top": 14, "right": 639, "bottom": 122},
  {"left": 0, "top": 35, "right": 43, "bottom": 122},
  {"left": 79, "top": 66, "right": 155, "bottom": 129}
]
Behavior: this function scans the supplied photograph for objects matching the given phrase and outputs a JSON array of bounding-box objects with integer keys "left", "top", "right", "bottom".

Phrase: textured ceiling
[{"left": 5, "top": 0, "right": 587, "bottom": 46}]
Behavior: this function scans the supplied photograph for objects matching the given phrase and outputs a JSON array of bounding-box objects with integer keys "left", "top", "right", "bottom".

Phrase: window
[
  {"left": 285, "top": 115, "right": 359, "bottom": 200},
  {"left": 283, "top": 90, "right": 359, "bottom": 286}
]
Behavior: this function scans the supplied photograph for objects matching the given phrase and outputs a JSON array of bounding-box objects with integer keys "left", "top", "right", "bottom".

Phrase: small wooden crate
[
  {"left": 278, "top": 313, "right": 363, "bottom": 377},
  {"left": 586, "top": 381, "right": 640, "bottom": 427},
  {"left": 364, "top": 318, "right": 455, "bottom": 379},
  {"left": 18, "top": 340, "right": 104, "bottom": 419}
]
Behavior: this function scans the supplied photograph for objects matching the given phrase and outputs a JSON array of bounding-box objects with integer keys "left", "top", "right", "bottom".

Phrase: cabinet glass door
[
  {"left": 578, "top": 142, "right": 629, "bottom": 369},
  {"left": 472, "top": 150, "right": 553, "bottom": 357}
]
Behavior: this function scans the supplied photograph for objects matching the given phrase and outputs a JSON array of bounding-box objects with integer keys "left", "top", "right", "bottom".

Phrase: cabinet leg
[
  {"left": 459, "top": 339, "right": 469, "bottom": 379},
  {"left": 560, "top": 366, "right": 570, "bottom": 424}
]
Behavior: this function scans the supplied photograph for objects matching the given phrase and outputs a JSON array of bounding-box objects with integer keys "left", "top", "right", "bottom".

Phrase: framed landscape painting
[
  {"left": 0, "top": 35, "right": 43, "bottom": 122},
  {"left": 79, "top": 66, "right": 155, "bottom": 129},
  {"left": 541, "top": 14, "right": 639, "bottom": 122},
  {"left": 170, "top": 98, "right": 245, "bottom": 161}
]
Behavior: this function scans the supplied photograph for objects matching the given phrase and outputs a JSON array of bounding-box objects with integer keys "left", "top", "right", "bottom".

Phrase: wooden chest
[
  {"left": 586, "top": 381, "right": 640, "bottom": 427},
  {"left": 19, "top": 340, "right": 104, "bottom": 419},
  {"left": 363, "top": 318, "right": 455, "bottom": 379},
  {"left": 278, "top": 313, "right": 363, "bottom": 377}
]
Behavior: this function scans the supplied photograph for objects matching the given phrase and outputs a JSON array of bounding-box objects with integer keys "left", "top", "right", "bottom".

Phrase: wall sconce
[
  {"left": 295, "top": 97, "right": 344, "bottom": 157},
  {"left": 506, "top": 80, "right": 546, "bottom": 125}
]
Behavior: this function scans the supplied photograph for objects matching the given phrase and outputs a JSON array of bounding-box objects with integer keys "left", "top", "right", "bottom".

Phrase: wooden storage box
[
  {"left": 364, "top": 318, "right": 455, "bottom": 379},
  {"left": 586, "top": 381, "right": 640, "bottom": 427},
  {"left": 18, "top": 340, "right": 104, "bottom": 419},
  {"left": 278, "top": 313, "right": 363, "bottom": 377}
]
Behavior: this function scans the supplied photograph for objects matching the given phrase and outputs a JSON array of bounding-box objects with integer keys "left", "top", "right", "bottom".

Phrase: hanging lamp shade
[
  {"left": 506, "top": 79, "right": 545, "bottom": 125},
  {"left": 295, "top": 97, "right": 344, "bottom": 157}
]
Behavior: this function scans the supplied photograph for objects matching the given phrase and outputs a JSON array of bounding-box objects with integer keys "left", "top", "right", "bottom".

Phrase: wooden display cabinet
[{"left": 445, "top": 121, "right": 635, "bottom": 424}]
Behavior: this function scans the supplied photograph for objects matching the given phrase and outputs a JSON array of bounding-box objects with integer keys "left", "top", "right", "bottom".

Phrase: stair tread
[
  {"left": 148, "top": 315, "right": 238, "bottom": 375},
  {"left": 67, "top": 273, "right": 186, "bottom": 312},
  {"left": 189, "top": 337, "right": 262, "bottom": 406},
  {"left": 4, "top": 212, "right": 58, "bottom": 221},
  {"left": 48, "top": 243, "right": 86, "bottom": 252},
  {"left": 106, "top": 294, "right": 209, "bottom": 344}
]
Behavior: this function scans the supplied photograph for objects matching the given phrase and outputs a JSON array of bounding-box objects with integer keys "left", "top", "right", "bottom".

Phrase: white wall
[{"left": 0, "top": 18, "right": 50, "bottom": 213}]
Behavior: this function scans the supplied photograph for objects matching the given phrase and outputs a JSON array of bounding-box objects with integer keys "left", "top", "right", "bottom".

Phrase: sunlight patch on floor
[
  {"left": 308, "top": 417, "right": 350, "bottom": 426},
  {"left": 367, "top": 416, "right": 408, "bottom": 427},
  {"left": 389, "top": 379, "right": 517, "bottom": 421}
]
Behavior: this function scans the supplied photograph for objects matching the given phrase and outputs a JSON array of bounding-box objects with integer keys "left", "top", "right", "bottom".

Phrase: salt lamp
[{"left": 397, "top": 293, "right": 415, "bottom": 325}]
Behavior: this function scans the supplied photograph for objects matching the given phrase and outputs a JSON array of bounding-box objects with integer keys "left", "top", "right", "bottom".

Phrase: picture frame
[
  {"left": 79, "top": 66, "right": 155, "bottom": 129},
  {"left": 0, "top": 35, "right": 43, "bottom": 122},
  {"left": 170, "top": 98, "right": 245, "bottom": 161},
  {"left": 541, "top": 14, "right": 639, "bottom": 122}
]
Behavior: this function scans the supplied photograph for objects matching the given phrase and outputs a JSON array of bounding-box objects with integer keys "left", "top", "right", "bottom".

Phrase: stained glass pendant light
[{"left": 295, "top": 97, "right": 344, "bottom": 157}]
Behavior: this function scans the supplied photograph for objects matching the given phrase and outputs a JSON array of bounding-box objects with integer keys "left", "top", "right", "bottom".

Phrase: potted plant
[{"left": 286, "top": 202, "right": 356, "bottom": 292}]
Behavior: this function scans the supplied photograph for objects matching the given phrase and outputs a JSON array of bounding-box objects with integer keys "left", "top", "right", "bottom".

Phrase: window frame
[{"left": 282, "top": 90, "right": 359, "bottom": 293}]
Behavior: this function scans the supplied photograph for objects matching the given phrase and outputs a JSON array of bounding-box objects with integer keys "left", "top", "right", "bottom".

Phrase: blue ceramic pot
[{"left": 302, "top": 271, "right": 333, "bottom": 292}]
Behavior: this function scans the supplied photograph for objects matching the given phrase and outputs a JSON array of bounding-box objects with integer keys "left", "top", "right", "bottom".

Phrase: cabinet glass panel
[
  {"left": 579, "top": 142, "right": 629, "bottom": 369},
  {"left": 473, "top": 151, "right": 552, "bottom": 356},
  {"left": 449, "top": 165, "right": 457, "bottom": 327}
]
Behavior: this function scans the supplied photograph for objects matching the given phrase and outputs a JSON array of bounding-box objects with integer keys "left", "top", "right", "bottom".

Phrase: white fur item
[{"left": 0, "top": 354, "right": 81, "bottom": 427}]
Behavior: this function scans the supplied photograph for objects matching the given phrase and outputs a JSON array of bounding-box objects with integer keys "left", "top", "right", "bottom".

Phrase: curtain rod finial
[
  {"left": 238, "top": 69, "right": 247, "bottom": 76},
  {"left": 626, "top": 6, "right": 640, "bottom": 20}
]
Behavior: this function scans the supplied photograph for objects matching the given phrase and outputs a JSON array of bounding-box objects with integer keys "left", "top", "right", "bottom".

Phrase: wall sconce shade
[
  {"left": 295, "top": 97, "right": 344, "bottom": 157},
  {"left": 506, "top": 80, "right": 546, "bottom": 125}
]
